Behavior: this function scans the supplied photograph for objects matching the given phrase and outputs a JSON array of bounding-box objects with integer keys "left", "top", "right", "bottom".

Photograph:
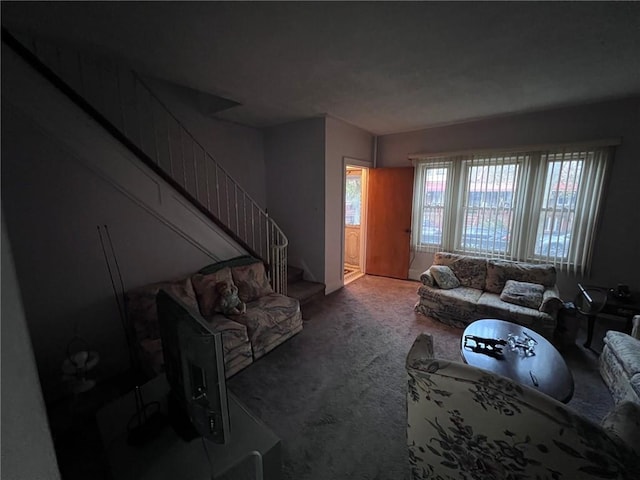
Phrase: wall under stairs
[{"left": 1, "top": 44, "right": 250, "bottom": 401}]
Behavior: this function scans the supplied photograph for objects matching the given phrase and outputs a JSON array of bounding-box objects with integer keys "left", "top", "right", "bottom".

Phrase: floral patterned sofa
[
  {"left": 125, "top": 256, "right": 302, "bottom": 379},
  {"left": 406, "top": 333, "right": 640, "bottom": 479},
  {"left": 600, "top": 316, "right": 640, "bottom": 405},
  {"left": 415, "top": 252, "right": 563, "bottom": 339}
]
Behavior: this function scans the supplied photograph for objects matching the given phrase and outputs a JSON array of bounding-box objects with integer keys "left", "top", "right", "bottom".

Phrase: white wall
[
  {"left": 377, "top": 98, "right": 640, "bottom": 297},
  {"left": 324, "top": 116, "right": 374, "bottom": 293},
  {"left": 142, "top": 78, "right": 267, "bottom": 208},
  {"left": 264, "top": 118, "right": 326, "bottom": 282},
  {"left": 1, "top": 219, "right": 61, "bottom": 479},
  {"left": 2, "top": 45, "right": 245, "bottom": 401}
]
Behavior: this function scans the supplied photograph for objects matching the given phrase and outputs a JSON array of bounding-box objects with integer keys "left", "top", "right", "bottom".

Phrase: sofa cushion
[
  {"left": 191, "top": 267, "right": 234, "bottom": 316},
  {"left": 500, "top": 280, "right": 544, "bottom": 309},
  {"left": 416, "top": 286, "right": 483, "bottom": 328},
  {"left": 229, "top": 293, "right": 302, "bottom": 359},
  {"left": 476, "top": 292, "right": 556, "bottom": 338},
  {"left": 201, "top": 314, "right": 250, "bottom": 352},
  {"left": 485, "top": 259, "right": 556, "bottom": 294},
  {"left": 418, "top": 285, "right": 482, "bottom": 315},
  {"left": 418, "top": 284, "right": 483, "bottom": 304},
  {"left": 126, "top": 276, "right": 198, "bottom": 342},
  {"left": 434, "top": 252, "right": 487, "bottom": 290},
  {"left": 231, "top": 261, "right": 273, "bottom": 303},
  {"left": 604, "top": 331, "right": 640, "bottom": 377},
  {"left": 430, "top": 265, "right": 460, "bottom": 289}
]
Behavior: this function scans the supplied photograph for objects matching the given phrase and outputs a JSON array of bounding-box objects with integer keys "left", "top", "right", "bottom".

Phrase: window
[
  {"left": 533, "top": 156, "right": 581, "bottom": 259},
  {"left": 459, "top": 159, "right": 520, "bottom": 254},
  {"left": 411, "top": 145, "right": 613, "bottom": 274},
  {"left": 418, "top": 165, "right": 448, "bottom": 245},
  {"left": 345, "top": 173, "right": 362, "bottom": 226}
]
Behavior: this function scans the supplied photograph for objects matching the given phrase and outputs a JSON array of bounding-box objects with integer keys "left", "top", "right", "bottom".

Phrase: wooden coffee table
[{"left": 461, "top": 319, "right": 574, "bottom": 403}]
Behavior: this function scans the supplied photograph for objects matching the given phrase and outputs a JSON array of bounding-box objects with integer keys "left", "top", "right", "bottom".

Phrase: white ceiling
[{"left": 3, "top": 2, "right": 640, "bottom": 135}]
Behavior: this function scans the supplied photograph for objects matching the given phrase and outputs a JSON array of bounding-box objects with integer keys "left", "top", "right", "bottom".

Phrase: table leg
[{"left": 584, "top": 314, "right": 596, "bottom": 348}]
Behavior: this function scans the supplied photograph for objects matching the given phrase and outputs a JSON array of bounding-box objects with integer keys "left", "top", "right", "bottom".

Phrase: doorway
[{"left": 344, "top": 164, "right": 368, "bottom": 284}]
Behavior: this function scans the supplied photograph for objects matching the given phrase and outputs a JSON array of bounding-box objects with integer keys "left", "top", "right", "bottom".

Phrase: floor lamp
[{"left": 98, "top": 224, "right": 166, "bottom": 445}]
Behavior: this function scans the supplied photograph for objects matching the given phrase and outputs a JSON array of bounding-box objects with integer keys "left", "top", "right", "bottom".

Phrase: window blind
[{"left": 411, "top": 144, "right": 613, "bottom": 274}]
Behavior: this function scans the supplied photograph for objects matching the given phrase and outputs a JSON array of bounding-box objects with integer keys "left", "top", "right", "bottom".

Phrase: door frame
[{"left": 342, "top": 156, "right": 373, "bottom": 285}]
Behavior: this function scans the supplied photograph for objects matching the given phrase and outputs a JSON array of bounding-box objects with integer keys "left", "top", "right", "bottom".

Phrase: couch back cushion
[
  {"left": 485, "top": 259, "right": 556, "bottom": 294},
  {"left": 125, "top": 276, "right": 197, "bottom": 343},
  {"left": 191, "top": 267, "right": 234, "bottom": 316},
  {"left": 231, "top": 261, "right": 273, "bottom": 303},
  {"left": 434, "top": 252, "right": 487, "bottom": 290}
]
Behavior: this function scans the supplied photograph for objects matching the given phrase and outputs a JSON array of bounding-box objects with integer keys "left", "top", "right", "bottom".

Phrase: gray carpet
[{"left": 228, "top": 274, "right": 616, "bottom": 480}]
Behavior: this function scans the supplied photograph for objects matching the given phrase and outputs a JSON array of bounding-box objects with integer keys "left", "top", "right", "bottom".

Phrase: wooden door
[
  {"left": 344, "top": 226, "right": 360, "bottom": 266},
  {"left": 365, "top": 167, "right": 414, "bottom": 279}
]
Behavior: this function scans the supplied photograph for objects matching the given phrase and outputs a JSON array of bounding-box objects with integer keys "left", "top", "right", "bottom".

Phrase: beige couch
[
  {"left": 415, "top": 252, "right": 563, "bottom": 339},
  {"left": 407, "top": 333, "right": 640, "bottom": 479},
  {"left": 125, "top": 256, "right": 302, "bottom": 379},
  {"left": 600, "top": 316, "right": 640, "bottom": 405}
]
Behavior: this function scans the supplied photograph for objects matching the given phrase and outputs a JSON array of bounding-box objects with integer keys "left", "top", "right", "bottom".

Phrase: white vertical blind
[
  {"left": 456, "top": 154, "right": 522, "bottom": 258},
  {"left": 411, "top": 160, "right": 450, "bottom": 252},
  {"left": 528, "top": 147, "right": 610, "bottom": 274},
  {"left": 411, "top": 145, "right": 613, "bottom": 273}
]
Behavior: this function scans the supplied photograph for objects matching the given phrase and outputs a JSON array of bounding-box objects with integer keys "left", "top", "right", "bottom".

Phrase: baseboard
[{"left": 408, "top": 268, "right": 423, "bottom": 281}]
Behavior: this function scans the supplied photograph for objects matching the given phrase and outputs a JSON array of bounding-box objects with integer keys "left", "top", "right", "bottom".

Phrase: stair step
[
  {"left": 287, "top": 280, "right": 325, "bottom": 306},
  {"left": 287, "top": 265, "right": 304, "bottom": 283}
]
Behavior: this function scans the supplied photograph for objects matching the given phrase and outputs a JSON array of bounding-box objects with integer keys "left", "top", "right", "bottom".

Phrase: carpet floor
[{"left": 228, "top": 274, "right": 616, "bottom": 480}]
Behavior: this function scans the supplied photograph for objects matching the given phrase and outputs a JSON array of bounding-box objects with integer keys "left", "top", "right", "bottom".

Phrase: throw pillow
[
  {"left": 500, "top": 280, "right": 544, "bottom": 309},
  {"left": 430, "top": 265, "right": 460, "bottom": 290},
  {"left": 231, "top": 261, "right": 274, "bottom": 303}
]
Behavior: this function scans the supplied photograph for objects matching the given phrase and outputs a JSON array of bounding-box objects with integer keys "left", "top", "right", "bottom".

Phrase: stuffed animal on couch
[{"left": 213, "top": 279, "right": 246, "bottom": 315}]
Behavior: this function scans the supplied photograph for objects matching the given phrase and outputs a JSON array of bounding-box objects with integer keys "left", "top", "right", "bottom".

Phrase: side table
[
  {"left": 578, "top": 287, "right": 640, "bottom": 349},
  {"left": 97, "top": 375, "right": 281, "bottom": 480}
]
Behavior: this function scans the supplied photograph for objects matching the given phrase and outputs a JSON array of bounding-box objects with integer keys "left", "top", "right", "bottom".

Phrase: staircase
[
  {"left": 286, "top": 266, "right": 325, "bottom": 318},
  {"left": 3, "top": 29, "right": 290, "bottom": 293}
]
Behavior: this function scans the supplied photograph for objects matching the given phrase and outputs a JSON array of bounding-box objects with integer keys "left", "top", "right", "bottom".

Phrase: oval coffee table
[{"left": 461, "top": 319, "right": 574, "bottom": 403}]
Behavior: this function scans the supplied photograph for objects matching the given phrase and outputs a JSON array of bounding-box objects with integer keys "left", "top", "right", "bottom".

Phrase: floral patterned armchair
[{"left": 406, "top": 333, "right": 640, "bottom": 479}]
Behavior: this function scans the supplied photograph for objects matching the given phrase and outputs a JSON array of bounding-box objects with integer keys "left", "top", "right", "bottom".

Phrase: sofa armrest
[
  {"left": 419, "top": 267, "right": 435, "bottom": 287},
  {"left": 539, "top": 285, "right": 563, "bottom": 317},
  {"left": 602, "top": 401, "right": 640, "bottom": 458},
  {"left": 406, "top": 333, "right": 435, "bottom": 371}
]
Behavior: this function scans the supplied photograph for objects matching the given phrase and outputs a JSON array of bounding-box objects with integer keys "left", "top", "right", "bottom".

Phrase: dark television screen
[{"left": 156, "top": 289, "right": 230, "bottom": 444}]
